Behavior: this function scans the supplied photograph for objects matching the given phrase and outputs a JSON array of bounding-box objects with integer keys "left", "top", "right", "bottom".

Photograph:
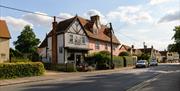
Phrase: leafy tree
[
  {"left": 119, "top": 51, "right": 130, "bottom": 56},
  {"left": 168, "top": 25, "right": 180, "bottom": 56},
  {"left": 138, "top": 53, "right": 150, "bottom": 60},
  {"left": 13, "top": 25, "right": 40, "bottom": 60},
  {"left": 167, "top": 44, "right": 176, "bottom": 52}
]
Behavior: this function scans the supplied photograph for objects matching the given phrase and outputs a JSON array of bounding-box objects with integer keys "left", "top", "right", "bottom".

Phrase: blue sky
[{"left": 0, "top": 0, "right": 180, "bottom": 50}]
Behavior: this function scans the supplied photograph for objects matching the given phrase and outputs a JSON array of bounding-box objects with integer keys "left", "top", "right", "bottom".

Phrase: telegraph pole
[{"left": 109, "top": 23, "right": 114, "bottom": 69}]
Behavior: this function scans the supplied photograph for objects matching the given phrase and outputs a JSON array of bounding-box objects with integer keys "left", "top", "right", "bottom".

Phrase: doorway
[{"left": 76, "top": 55, "right": 81, "bottom": 66}]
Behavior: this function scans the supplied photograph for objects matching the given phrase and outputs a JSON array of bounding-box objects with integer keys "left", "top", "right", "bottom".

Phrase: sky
[{"left": 0, "top": 0, "right": 180, "bottom": 51}]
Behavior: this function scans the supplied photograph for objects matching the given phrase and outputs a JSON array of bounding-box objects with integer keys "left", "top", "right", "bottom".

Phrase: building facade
[
  {"left": 167, "top": 52, "right": 179, "bottom": 62},
  {"left": 0, "top": 20, "right": 11, "bottom": 62},
  {"left": 138, "top": 46, "right": 161, "bottom": 62},
  {"left": 38, "top": 15, "right": 120, "bottom": 65}
]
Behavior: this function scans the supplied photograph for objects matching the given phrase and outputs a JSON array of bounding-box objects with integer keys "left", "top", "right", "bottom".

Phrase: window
[
  {"left": 105, "top": 43, "right": 108, "bottom": 50},
  {"left": 59, "top": 47, "right": 63, "bottom": 53},
  {"left": 82, "top": 36, "right": 86, "bottom": 44},
  {"left": 95, "top": 41, "right": 100, "bottom": 49},
  {"left": 69, "top": 35, "right": 73, "bottom": 44},
  {"left": 168, "top": 54, "right": 172, "bottom": 56}
]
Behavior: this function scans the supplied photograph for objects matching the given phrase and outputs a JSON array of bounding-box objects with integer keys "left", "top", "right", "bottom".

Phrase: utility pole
[{"left": 109, "top": 23, "right": 114, "bottom": 69}]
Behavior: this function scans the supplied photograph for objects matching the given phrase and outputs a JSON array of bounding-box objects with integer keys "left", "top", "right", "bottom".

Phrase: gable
[
  {"left": 0, "top": 20, "right": 11, "bottom": 39},
  {"left": 66, "top": 20, "right": 85, "bottom": 36}
]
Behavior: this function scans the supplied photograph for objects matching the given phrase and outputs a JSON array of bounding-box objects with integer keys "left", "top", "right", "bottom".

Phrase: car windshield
[
  {"left": 151, "top": 60, "right": 156, "bottom": 62},
  {"left": 137, "top": 60, "right": 145, "bottom": 63}
]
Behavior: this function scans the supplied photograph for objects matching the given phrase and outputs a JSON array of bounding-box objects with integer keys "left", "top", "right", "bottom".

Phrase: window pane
[{"left": 69, "top": 35, "right": 73, "bottom": 43}]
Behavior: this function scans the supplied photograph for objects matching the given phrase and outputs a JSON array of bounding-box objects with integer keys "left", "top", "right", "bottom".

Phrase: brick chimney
[
  {"left": 90, "top": 15, "right": 101, "bottom": 29},
  {"left": 52, "top": 16, "right": 58, "bottom": 64},
  {"left": 131, "top": 45, "right": 134, "bottom": 49}
]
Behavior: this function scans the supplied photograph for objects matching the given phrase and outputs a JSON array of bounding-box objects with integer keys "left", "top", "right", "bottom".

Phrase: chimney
[
  {"left": 90, "top": 15, "right": 101, "bottom": 29},
  {"left": 52, "top": 16, "right": 58, "bottom": 64},
  {"left": 151, "top": 45, "right": 153, "bottom": 49},
  {"left": 131, "top": 45, "right": 134, "bottom": 49}
]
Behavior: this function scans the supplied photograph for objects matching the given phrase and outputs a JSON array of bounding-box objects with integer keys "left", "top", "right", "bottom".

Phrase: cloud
[
  {"left": 23, "top": 12, "right": 52, "bottom": 28},
  {"left": 84, "top": 9, "right": 108, "bottom": 24},
  {"left": 107, "top": 6, "right": 152, "bottom": 24},
  {"left": 1, "top": 16, "right": 33, "bottom": 31},
  {"left": 58, "top": 13, "right": 74, "bottom": 21},
  {"left": 149, "top": 0, "right": 172, "bottom": 5},
  {"left": 158, "top": 10, "right": 180, "bottom": 23},
  {"left": 117, "top": 20, "right": 177, "bottom": 50}
]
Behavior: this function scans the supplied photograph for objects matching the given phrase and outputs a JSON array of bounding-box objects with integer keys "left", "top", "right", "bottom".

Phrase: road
[{"left": 0, "top": 63, "right": 179, "bottom": 91}]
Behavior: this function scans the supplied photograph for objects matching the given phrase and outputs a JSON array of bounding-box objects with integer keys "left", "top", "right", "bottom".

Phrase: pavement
[{"left": 0, "top": 66, "right": 133, "bottom": 86}]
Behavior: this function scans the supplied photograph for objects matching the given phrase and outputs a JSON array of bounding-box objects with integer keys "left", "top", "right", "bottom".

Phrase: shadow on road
[{"left": 21, "top": 64, "right": 180, "bottom": 91}]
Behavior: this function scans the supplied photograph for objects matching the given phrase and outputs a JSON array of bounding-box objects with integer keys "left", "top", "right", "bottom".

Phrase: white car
[
  {"left": 150, "top": 60, "right": 158, "bottom": 66},
  {"left": 136, "top": 60, "right": 149, "bottom": 68}
]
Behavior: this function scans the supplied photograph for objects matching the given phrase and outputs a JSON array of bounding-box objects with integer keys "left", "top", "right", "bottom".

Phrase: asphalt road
[{"left": 0, "top": 63, "right": 179, "bottom": 91}]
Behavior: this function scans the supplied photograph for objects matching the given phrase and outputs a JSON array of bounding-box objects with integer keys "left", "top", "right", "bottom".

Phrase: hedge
[
  {"left": 43, "top": 63, "right": 77, "bottom": 72},
  {"left": 0, "top": 62, "right": 45, "bottom": 79},
  {"left": 113, "top": 56, "right": 124, "bottom": 68},
  {"left": 123, "top": 56, "right": 135, "bottom": 66}
]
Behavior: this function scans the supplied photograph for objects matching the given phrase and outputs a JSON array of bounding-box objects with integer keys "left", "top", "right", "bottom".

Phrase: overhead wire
[{"left": 0, "top": 5, "right": 66, "bottom": 19}]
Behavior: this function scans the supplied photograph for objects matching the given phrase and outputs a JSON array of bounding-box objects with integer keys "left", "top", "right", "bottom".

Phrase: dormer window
[{"left": 95, "top": 41, "right": 100, "bottom": 50}]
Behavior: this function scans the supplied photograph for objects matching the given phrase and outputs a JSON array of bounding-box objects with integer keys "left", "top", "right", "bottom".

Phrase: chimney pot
[{"left": 132, "top": 45, "right": 134, "bottom": 49}]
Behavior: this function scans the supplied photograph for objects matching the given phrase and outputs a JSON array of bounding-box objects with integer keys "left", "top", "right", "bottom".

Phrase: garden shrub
[
  {"left": 0, "top": 62, "right": 45, "bottom": 79},
  {"left": 119, "top": 52, "right": 130, "bottom": 56},
  {"left": 94, "top": 53, "right": 111, "bottom": 70},
  {"left": 123, "top": 56, "right": 135, "bottom": 66},
  {"left": 113, "top": 56, "right": 124, "bottom": 68},
  {"left": 9, "top": 58, "right": 31, "bottom": 63},
  {"left": 43, "top": 63, "right": 77, "bottom": 72}
]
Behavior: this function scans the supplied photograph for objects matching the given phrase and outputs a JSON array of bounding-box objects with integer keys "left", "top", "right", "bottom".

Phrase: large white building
[{"left": 38, "top": 15, "right": 120, "bottom": 66}]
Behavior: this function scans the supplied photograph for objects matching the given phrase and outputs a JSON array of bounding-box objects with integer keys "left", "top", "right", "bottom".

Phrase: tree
[
  {"left": 168, "top": 25, "right": 180, "bottom": 56},
  {"left": 13, "top": 25, "right": 40, "bottom": 60},
  {"left": 119, "top": 51, "right": 130, "bottom": 56}
]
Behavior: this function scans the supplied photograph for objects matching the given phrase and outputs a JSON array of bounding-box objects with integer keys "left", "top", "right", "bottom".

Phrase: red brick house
[{"left": 38, "top": 15, "right": 120, "bottom": 65}]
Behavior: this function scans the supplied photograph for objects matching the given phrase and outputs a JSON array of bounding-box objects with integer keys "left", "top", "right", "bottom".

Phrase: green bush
[
  {"left": 9, "top": 58, "right": 31, "bottom": 63},
  {"left": 124, "top": 56, "right": 135, "bottom": 66},
  {"left": 94, "top": 53, "right": 111, "bottom": 70},
  {"left": 113, "top": 56, "right": 124, "bottom": 68},
  {"left": 138, "top": 53, "right": 150, "bottom": 60},
  {"left": 99, "top": 51, "right": 111, "bottom": 55},
  {"left": 0, "top": 62, "right": 45, "bottom": 79},
  {"left": 119, "top": 52, "right": 130, "bottom": 56},
  {"left": 43, "top": 63, "right": 77, "bottom": 72}
]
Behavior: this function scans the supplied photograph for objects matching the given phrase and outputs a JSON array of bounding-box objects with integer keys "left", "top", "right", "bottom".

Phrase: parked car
[
  {"left": 150, "top": 59, "right": 158, "bottom": 66},
  {"left": 136, "top": 60, "right": 149, "bottom": 68}
]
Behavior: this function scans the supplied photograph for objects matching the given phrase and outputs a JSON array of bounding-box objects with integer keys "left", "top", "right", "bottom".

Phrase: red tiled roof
[
  {"left": 47, "top": 16, "right": 120, "bottom": 44},
  {"left": 119, "top": 44, "right": 131, "bottom": 50},
  {"left": 39, "top": 36, "right": 47, "bottom": 48},
  {"left": 0, "top": 20, "right": 11, "bottom": 39}
]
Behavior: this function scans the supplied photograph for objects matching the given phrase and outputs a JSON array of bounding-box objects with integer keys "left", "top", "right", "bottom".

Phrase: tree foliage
[
  {"left": 13, "top": 25, "right": 40, "bottom": 60},
  {"left": 119, "top": 51, "right": 130, "bottom": 56},
  {"left": 168, "top": 25, "right": 180, "bottom": 55}
]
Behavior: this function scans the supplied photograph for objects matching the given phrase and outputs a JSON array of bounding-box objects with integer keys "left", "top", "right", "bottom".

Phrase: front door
[{"left": 76, "top": 55, "right": 81, "bottom": 66}]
